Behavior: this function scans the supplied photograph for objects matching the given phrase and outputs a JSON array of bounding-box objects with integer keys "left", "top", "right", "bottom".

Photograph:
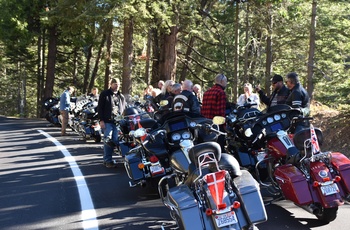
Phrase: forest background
[{"left": 0, "top": 0, "right": 349, "bottom": 120}]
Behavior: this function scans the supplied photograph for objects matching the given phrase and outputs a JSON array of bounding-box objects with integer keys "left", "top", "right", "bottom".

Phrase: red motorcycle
[{"left": 226, "top": 105, "right": 350, "bottom": 223}]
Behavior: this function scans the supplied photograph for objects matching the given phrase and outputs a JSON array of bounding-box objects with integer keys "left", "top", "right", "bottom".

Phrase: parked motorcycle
[
  {"left": 115, "top": 106, "right": 156, "bottom": 157},
  {"left": 157, "top": 115, "right": 267, "bottom": 229},
  {"left": 226, "top": 104, "right": 350, "bottom": 223},
  {"left": 123, "top": 110, "right": 217, "bottom": 188},
  {"left": 43, "top": 97, "right": 61, "bottom": 127},
  {"left": 79, "top": 98, "right": 102, "bottom": 143}
]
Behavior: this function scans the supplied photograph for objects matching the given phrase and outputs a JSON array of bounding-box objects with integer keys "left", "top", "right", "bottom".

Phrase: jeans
[{"left": 103, "top": 122, "right": 119, "bottom": 163}]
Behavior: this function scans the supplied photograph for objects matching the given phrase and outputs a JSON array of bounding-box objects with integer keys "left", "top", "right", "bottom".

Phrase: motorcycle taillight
[{"left": 150, "top": 155, "right": 159, "bottom": 163}]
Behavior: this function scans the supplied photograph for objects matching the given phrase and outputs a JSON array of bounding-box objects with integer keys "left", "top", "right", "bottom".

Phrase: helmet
[{"left": 123, "top": 107, "right": 139, "bottom": 116}]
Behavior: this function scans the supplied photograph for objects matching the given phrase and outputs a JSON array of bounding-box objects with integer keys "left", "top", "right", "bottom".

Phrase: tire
[{"left": 316, "top": 207, "right": 338, "bottom": 223}]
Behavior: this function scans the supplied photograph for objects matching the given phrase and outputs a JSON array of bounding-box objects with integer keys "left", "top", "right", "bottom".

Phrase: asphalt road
[{"left": 1, "top": 116, "right": 349, "bottom": 230}]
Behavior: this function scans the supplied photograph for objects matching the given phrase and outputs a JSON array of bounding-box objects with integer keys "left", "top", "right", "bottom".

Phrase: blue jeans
[{"left": 103, "top": 122, "right": 119, "bottom": 163}]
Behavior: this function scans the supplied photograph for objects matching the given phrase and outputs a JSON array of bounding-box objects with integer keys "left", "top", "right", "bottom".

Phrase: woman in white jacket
[{"left": 237, "top": 83, "right": 260, "bottom": 108}]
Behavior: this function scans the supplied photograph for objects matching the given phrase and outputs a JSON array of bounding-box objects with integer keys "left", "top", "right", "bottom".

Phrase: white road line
[{"left": 38, "top": 130, "right": 99, "bottom": 230}]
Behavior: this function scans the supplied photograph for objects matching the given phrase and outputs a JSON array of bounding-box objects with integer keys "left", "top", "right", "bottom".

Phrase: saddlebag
[
  {"left": 234, "top": 170, "right": 267, "bottom": 224},
  {"left": 331, "top": 152, "right": 350, "bottom": 194},
  {"left": 167, "top": 185, "right": 206, "bottom": 228},
  {"left": 124, "top": 149, "right": 144, "bottom": 181},
  {"left": 274, "top": 164, "right": 313, "bottom": 205}
]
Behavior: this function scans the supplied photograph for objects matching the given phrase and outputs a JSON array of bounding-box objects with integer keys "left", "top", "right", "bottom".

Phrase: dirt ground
[{"left": 311, "top": 101, "right": 350, "bottom": 158}]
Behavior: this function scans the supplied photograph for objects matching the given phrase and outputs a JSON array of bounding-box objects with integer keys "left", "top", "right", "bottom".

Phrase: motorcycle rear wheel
[{"left": 316, "top": 207, "right": 338, "bottom": 223}]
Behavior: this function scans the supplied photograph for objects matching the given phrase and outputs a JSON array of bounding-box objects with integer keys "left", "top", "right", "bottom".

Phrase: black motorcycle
[
  {"left": 79, "top": 99, "right": 102, "bottom": 143},
  {"left": 43, "top": 97, "right": 61, "bottom": 127},
  {"left": 124, "top": 111, "right": 213, "bottom": 188}
]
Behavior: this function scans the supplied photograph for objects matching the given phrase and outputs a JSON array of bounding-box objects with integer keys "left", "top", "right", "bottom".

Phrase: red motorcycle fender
[
  {"left": 274, "top": 165, "right": 313, "bottom": 205},
  {"left": 309, "top": 161, "right": 343, "bottom": 208},
  {"left": 331, "top": 152, "right": 350, "bottom": 194}
]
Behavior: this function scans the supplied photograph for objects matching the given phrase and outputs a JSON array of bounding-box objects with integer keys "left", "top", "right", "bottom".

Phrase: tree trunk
[
  {"left": 179, "top": 36, "right": 195, "bottom": 83},
  {"left": 145, "top": 29, "right": 151, "bottom": 85},
  {"left": 265, "top": 2, "right": 273, "bottom": 96},
  {"left": 159, "top": 26, "right": 178, "bottom": 81},
  {"left": 307, "top": 0, "right": 317, "bottom": 100},
  {"left": 38, "top": 32, "right": 45, "bottom": 117},
  {"left": 44, "top": 25, "right": 58, "bottom": 101},
  {"left": 83, "top": 45, "right": 92, "bottom": 94},
  {"left": 89, "top": 35, "right": 106, "bottom": 92},
  {"left": 233, "top": 3, "right": 240, "bottom": 102},
  {"left": 104, "top": 19, "right": 113, "bottom": 90},
  {"left": 122, "top": 17, "right": 134, "bottom": 101},
  {"left": 151, "top": 28, "right": 160, "bottom": 87}
]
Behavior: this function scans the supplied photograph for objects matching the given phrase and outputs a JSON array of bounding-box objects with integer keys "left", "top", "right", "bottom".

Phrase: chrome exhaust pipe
[{"left": 300, "top": 204, "right": 320, "bottom": 215}]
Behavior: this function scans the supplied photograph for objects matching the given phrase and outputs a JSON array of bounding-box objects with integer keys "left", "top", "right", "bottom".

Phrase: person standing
[
  {"left": 285, "top": 72, "right": 310, "bottom": 112},
  {"left": 201, "top": 74, "right": 228, "bottom": 151},
  {"left": 256, "top": 74, "right": 290, "bottom": 110},
  {"left": 59, "top": 86, "right": 74, "bottom": 136},
  {"left": 98, "top": 78, "right": 126, "bottom": 168},
  {"left": 285, "top": 72, "right": 310, "bottom": 133},
  {"left": 193, "top": 84, "right": 203, "bottom": 104},
  {"left": 89, "top": 87, "right": 99, "bottom": 101},
  {"left": 172, "top": 79, "right": 200, "bottom": 114},
  {"left": 201, "top": 74, "right": 228, "bottom": 119},
  {"left": 237, "top": 83, "right": 260, "bottom": 108}
]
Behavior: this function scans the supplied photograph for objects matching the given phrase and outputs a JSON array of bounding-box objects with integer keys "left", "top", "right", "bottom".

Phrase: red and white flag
[{"left": 310, "top": 124, "right": 320, "bottom": 154}]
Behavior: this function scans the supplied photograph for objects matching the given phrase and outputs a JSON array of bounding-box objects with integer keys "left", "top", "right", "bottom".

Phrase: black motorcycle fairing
[
  {"left": 43, "top": 97, "right": 60, "bottom": 110},
  {"left": 157, "top": 111, "right": 205, "bottom": 126}
]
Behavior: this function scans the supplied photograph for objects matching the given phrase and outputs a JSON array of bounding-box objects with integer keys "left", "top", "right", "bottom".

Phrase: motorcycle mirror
[
  {"left": 244, "top": 128, "right": 253, "bottom": 137},
  {"left": 159, "top": 100, "right": 168, "bottom": 107},
  {"left": 212, "top": 116, "right": 225, "bottom": 125}
]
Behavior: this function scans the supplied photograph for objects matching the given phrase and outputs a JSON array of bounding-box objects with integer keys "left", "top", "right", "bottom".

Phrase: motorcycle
[
  {"left": 226, "top": 104, "right": 350, "bottom": 223},
  {"left": 157, "top": 115, "right": 267, "bottom": 230},
  {"left": 43, "top": 97, "right": 61, "bottom": 127},
  {"left": 123, "top": 110, "right": 218, "bottom": 188},
  {"left": 115, "top": 106, "right": 157, "bottom": 157},
  {"left": 78, "top": 98, "right": 102, "bottom": 143}
]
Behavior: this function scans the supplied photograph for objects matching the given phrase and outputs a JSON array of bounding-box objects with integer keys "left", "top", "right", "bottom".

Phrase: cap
[{"left": 270, "top": 74, "right": 283, "bottom": 83}]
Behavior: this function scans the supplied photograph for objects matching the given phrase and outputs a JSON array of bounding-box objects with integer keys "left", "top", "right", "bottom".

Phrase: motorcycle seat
[{"left": 139, "top": 118, "right": 157, "bottom": 129}]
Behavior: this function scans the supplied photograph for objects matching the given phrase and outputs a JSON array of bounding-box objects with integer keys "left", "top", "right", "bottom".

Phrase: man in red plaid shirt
[
  {"left": 201, "top": 74, "right": 228, "bottom": 151},
  {"left": 201, "top": 74, "right": 228, "bottom": 119}
]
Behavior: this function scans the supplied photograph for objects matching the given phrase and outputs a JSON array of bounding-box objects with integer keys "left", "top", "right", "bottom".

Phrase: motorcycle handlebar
[{"left": 196, "top": 123, "right": 227, "bottom": 136}]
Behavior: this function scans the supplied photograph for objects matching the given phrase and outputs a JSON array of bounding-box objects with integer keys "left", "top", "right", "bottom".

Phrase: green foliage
[{"left": 0, "top": 0, "right": 349, "bottom": 118}]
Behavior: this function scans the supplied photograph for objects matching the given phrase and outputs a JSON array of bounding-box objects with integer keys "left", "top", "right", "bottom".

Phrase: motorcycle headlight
[{"left": 244, "top": 128, "right": 253, "bottom": 137}]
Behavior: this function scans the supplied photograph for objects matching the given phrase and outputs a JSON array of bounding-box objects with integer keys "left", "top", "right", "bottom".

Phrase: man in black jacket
[
  {"left": 256, "top": 74, "right": 290, "bottom": 110},
  {"left": 285, "top": 72, "right": 310, "bottom": 133},
  {"left": 98, "top": 78, "right": 126, "bottom": 168}
]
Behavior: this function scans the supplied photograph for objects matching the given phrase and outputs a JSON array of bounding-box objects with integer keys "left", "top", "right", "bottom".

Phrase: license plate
[
  {"left": 215, "top": 211, "right": 237, "bottom": 228},
  {"left": 320, "top": 183, "right": 339, "bottom": 196},
  {"left": 150, "top": 165, "right": 164, "bottom": 175}
]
